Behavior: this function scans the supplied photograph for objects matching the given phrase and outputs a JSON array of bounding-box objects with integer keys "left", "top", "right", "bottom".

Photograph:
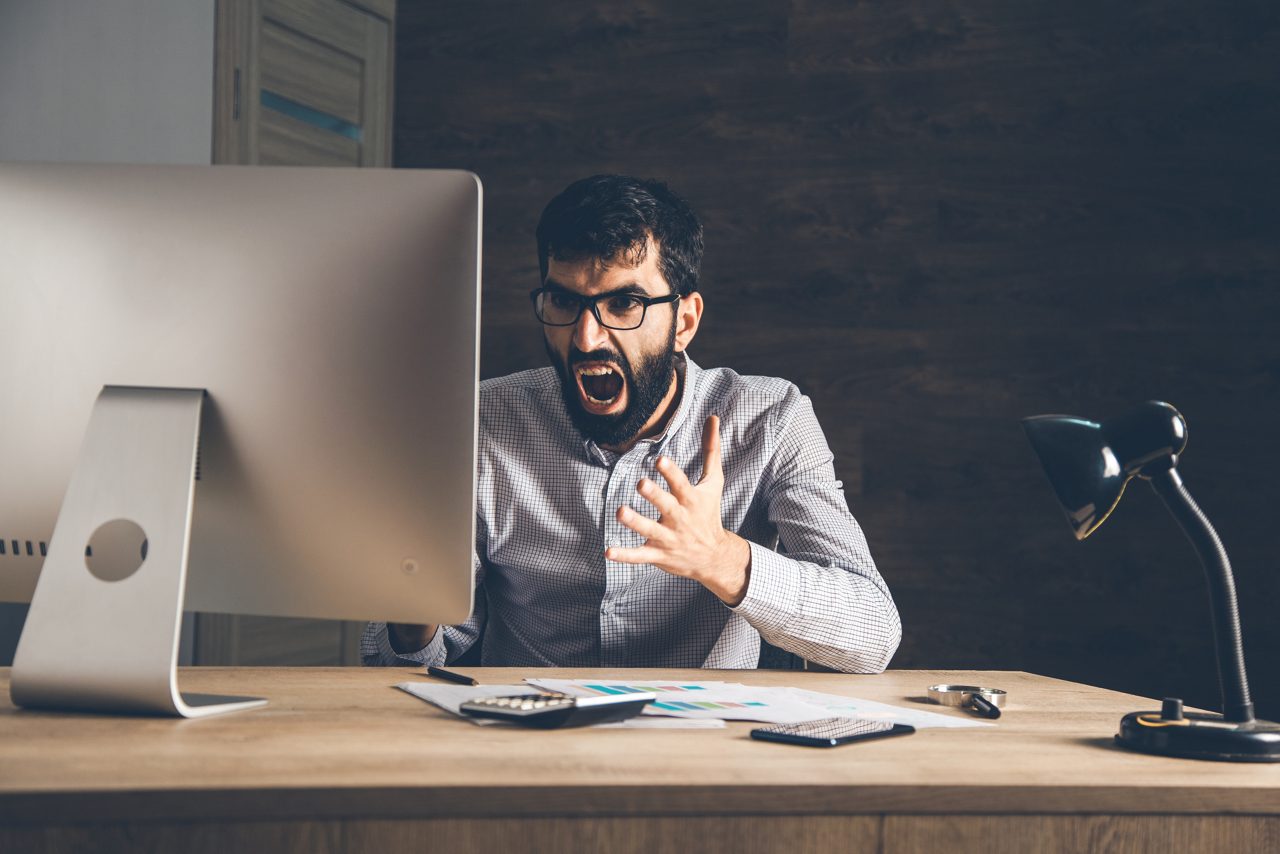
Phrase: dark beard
[{"left": 547, "top": 324, "right": 678, "bottom": 448}]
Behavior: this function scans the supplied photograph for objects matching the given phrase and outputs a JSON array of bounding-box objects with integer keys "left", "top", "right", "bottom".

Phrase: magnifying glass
[{"left": 927, "top": 684, "right": 1007, "bottom": 719}]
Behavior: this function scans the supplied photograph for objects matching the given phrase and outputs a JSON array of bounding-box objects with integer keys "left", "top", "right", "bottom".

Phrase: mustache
[{"left": 568, "top": 347, "right": 625, "bottom": 368}]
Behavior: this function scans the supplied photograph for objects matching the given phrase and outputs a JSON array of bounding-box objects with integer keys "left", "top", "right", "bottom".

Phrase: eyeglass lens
[{"left": 536, "top": 291, "right": 647, "bottom": 330}]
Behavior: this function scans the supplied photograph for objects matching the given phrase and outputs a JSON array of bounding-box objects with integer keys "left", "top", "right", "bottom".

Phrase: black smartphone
[{"left": 750, "top": 717, "right": 915, "bottom": 747}]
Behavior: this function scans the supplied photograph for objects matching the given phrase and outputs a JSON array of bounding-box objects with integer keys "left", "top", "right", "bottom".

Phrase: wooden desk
[{"left": 2, "top": 668, "right": 1278, "bottom": 853}]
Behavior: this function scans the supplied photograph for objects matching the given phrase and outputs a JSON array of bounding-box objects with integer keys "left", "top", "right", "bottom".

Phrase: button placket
[
  {"left": 599, "top": 455, "right": 636, "bottom": 665},
  {"left": 603, "top": 459, "right": 635, "bottom": 591}
]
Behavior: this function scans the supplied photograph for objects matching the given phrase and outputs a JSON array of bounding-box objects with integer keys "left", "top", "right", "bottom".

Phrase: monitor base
[
  {"left": 1116, "top": 711, "right": 1280, "bottom": 762},
  {"left": 10, "top": 387, "right": 266, "bottom": 718},
  {"left": 178, "top": 692, "right": 268, "bottom": 717}
]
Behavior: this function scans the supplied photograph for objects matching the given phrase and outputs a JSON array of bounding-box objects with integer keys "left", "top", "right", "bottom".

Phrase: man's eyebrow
[
  {"left": 542, "top": 279, "right": 649, "bottom": 298},
  {"left": 599, "top": 283, "right": 648, "bottom": 297}
]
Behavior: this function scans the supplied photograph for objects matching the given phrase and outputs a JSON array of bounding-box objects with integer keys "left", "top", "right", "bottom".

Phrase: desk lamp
[{"left": 1023, "top": 401, "right": 1280, "bottom": 762}]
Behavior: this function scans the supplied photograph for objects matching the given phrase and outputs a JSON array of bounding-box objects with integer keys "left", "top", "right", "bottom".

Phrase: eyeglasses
[{"left": 530, "top": 287, "right": 681, "bottom": 331}]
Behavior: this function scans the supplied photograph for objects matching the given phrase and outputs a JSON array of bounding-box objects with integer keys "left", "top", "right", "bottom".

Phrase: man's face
[{"left": 542, "top": 241, "right": 698, "bottom": 448}]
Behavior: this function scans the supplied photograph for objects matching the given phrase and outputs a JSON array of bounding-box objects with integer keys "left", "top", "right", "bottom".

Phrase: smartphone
[{"left": 750, "top": 717, "right": 915, "bottom": 747}]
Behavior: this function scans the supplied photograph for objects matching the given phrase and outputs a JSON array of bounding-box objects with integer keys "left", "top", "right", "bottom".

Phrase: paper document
[
  {"left": 596, "top": 716, "right": 725, "bottom": 729},
  {"left": 780, "top": 687, "right": 991, "bottom": 729},
  {"left": 526, "top": 678, "right": 827, "bottom": 724},
  {"left": 525, "top": 678, "right": 991, "bottom": 728}
]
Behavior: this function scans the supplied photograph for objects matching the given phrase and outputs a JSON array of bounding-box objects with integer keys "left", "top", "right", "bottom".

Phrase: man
[{"left": 362, "top": 175, "right": 900, "bottom": 672}]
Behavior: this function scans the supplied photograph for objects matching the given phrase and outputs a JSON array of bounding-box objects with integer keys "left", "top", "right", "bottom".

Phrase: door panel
[
  {"left": 215, "top": 0, "right": 392, "bottom": 168},
  {"left": 260, "top": 21, "right": 364, "bottom": 126}
]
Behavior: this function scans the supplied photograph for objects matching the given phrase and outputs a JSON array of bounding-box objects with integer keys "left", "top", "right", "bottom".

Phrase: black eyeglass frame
[{"left": 529, "top": 287, "right": 681, "bottom": 331}]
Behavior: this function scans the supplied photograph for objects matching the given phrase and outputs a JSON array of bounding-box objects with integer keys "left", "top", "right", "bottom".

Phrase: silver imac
[{"left": 0, "top": 163, "right": 481, "bottom": 716}]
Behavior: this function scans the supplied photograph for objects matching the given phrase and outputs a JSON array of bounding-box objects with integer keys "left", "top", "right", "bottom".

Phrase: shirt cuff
[
  {"left": 378, "top": 623, "right": 448, "bottom": 667},
  {"left": 729, "top": 541, "right": 802, "bottom": 635}
]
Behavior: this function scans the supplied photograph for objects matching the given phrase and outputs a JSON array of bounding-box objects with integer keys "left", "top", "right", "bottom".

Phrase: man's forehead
[{"left": 546, "top": 245, "right": 668, "bottom": 293}]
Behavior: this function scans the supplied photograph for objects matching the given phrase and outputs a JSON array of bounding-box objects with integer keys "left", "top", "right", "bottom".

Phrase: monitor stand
[{"left": 9, "top": 386, "right": 266, "bottom": 717}]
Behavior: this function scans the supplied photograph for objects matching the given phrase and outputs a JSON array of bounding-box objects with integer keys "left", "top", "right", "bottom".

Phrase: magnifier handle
[{"left": 970, "top": 693, "right": 1001, "bottom": 719}]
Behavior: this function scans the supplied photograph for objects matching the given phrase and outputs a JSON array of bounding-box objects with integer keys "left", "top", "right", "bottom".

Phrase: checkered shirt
[{"left": 361, "top": 354, "right": 900, "bottom": 672}]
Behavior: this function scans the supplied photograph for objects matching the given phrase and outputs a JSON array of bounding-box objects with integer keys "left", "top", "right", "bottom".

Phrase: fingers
[
  {"left": 616, "top": 504, "right": 666, "bottom": 541},
  {"left": 654, "top": 455, "right": 694, "bottom": 502},
  {"left": 609, "top": 417, "right": 728, "bottom": 580},
  {"left": 637, "top": 476, "right": 681, "bottom": 515},
  {"left": 650, "top": 415, "right": 723, "bottom": 502},
  {"left": 700, "top": 414, "right": 722, "bottom": 485},
  {"left": 605, "top": 544, "right": 666, "bottom": 565}
]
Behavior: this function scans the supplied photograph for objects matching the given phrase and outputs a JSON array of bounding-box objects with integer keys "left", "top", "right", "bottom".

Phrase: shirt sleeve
[
  {"left": 730, "top": 387, "right": 901, "bottom": 673},
  {"left": 360, "top": 551, "right": 488, "bottom": 667},
  {"left": 360, "top": 619, "right": 448, "bottom": 667}
]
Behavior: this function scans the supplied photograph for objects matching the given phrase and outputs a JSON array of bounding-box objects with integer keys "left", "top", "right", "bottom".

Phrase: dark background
[{"left": 394, "top": 1, "right": 1280, "bottom": 716}]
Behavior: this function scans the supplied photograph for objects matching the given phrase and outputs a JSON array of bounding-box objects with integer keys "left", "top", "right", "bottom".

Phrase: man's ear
[{"left": 674, "top": 291, "right": 703, "bottom": 353}]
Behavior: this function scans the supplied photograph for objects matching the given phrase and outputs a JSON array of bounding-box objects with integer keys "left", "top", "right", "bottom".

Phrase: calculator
[{"left": 459, "top": 691, "right": 656, "bottom": 728}]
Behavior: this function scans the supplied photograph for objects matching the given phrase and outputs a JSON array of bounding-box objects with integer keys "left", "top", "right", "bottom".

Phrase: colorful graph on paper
[
  {"left": 575, "top": 683, "right": 771, "bottom": 713},
  {"left": 525, "top": 678, "right": 838, "bottom": 724}
]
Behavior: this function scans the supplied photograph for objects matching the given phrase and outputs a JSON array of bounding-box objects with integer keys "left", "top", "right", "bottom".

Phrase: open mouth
[{"left": 575, "top": 363, "right": 625, "bottom": 409}]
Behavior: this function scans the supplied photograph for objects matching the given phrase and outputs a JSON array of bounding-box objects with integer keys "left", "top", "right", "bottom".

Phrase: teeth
[{"left": 577, "top": 364, "right": 620, "bottom": 406}]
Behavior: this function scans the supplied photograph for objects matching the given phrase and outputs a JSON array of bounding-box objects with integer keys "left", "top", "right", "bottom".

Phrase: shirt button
[{"left": 609, "top": 540, "right": 620, "bottom": 550}]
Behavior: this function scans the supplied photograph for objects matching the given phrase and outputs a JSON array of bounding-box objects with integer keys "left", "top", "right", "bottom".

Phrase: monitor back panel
[{"left": 0, "top": 164, "right": 480, "bottom": 625}]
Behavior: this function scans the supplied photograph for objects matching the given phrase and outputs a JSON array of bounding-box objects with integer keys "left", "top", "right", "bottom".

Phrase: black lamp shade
[{"left": 1022, "top": 402, "right": 1187, "bottom": 540}]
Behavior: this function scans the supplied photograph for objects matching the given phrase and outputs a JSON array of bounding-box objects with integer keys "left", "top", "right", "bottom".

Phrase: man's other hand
[{"left": 387, "top": 622, "right": 438, "bottom": 654}]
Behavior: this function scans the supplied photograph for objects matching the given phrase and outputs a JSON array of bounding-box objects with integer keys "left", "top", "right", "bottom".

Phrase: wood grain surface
[
  {"left": 4, "top": 667, "right": 1280, "bottom": 822},
  {"left": 10, "top": 667, "right": 1280, "bottom": 852},
  {"left": 391, "top": 1, "right": 1280, "bottom": 717}
]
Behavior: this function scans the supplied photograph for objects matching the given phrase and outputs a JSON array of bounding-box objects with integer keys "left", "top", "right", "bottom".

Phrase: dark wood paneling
[{"left": 393, "top": 1, "right": 1280, "bottom": 716}]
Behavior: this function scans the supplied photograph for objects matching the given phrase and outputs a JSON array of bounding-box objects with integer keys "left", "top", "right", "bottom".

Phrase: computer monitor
[{"left": 0, "top": 163, "right": 481, "bottom": 716}]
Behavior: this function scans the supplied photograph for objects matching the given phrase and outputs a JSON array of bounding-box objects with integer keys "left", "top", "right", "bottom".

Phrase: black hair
[{"left": 535, "top": 174, "right": 704, "bottom": 297}]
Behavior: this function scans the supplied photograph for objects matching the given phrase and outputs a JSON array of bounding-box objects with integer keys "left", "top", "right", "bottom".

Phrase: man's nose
[{"left": 572, "top": 304, "right": 609, "bottom": 351}]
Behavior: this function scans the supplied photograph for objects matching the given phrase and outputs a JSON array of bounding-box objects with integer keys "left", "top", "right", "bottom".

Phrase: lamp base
[{"left": 1116, "top": 711, "right": 1280, "bottom": 762}]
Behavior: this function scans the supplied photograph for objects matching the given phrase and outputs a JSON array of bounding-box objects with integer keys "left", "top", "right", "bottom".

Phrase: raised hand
[{"left": 606, "top": 415, "right": 751, "bottom": 605}]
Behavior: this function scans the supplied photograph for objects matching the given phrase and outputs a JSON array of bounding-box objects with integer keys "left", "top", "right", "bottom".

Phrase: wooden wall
[{"left": 394, "top": 1, "right": 1280, "bottom": 716}]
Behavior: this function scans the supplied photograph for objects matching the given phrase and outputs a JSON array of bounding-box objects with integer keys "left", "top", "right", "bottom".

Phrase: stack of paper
[
  {"left": 398, "top": 677, "right": 990, "bottom": 729},
  {"left": 525, "top": 678, "right": 990, "bottom": 728}
]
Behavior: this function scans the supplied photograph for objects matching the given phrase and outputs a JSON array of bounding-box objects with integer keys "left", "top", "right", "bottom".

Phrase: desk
[{"left": 2, "top": 668, "right": 1278, "bottom": 853}]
